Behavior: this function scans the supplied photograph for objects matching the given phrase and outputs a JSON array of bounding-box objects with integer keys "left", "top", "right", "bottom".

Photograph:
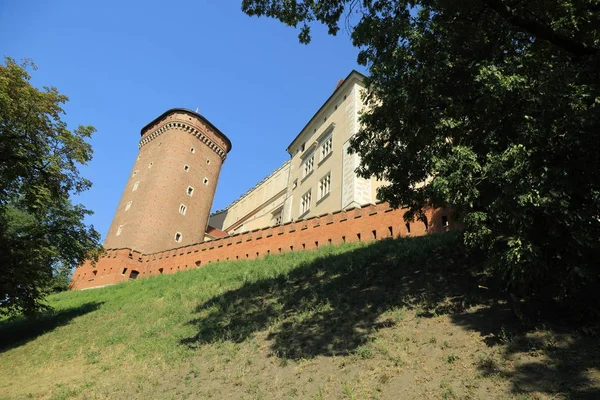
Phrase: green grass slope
[{"left": 1, "top": 233, "right": 598, "bottom": 399}]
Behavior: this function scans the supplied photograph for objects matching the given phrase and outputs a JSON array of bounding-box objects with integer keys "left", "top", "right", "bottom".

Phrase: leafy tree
[
  {"left": 241, "top": 1, "right": 600, "bottom": 304},
  {"left": 0, "top": 57, "right": 102, "bottom": 316}
]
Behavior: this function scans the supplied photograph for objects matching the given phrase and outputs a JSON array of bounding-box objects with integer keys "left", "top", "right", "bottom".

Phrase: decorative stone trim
[{"left": 138, "top": 119, "right": 227, "bottom": 160}]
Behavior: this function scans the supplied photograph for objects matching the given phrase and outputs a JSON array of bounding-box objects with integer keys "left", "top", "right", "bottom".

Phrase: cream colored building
[{"left": 209, "top": 70, "right": 386, "bottom": 234}]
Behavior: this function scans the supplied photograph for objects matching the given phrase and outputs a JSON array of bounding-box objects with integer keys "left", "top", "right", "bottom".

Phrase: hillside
[{"left": 1, "top": 233, "right": 598, "bottom": 399}]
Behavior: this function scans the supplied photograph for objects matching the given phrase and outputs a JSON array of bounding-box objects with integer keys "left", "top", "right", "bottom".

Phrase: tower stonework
[{"left": 103, "top": 109, "right": 231, "bottom": 254}]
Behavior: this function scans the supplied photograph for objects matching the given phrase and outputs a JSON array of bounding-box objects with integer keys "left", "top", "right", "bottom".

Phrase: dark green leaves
[{"left": 0, "top": 57, "right": 102, "bottom": 316}]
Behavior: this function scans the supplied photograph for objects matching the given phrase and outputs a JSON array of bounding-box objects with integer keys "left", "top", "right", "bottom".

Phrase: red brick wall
[
  {"left": 103, "top": 111, "right": 229, "bottom": 254},
  {"left": 71, "top": 203, "right": 453, "bottom": 290}
]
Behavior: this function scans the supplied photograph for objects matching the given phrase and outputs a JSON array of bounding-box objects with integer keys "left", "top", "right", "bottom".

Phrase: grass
[{"left": 1, "top": 232, "right": 599, "bottom": 399}]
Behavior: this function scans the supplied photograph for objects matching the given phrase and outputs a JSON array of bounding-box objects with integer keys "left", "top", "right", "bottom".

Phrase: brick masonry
[
  {"left": 103, "top": 109, "right": 231, "bottom": 254},
  {"left": 71, "top": 203, "right": 453, "bottom": 290}
]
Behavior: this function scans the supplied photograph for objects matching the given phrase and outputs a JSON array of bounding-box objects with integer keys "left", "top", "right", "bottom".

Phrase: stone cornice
[{"left": 138, "top": 119, "right": 228, "bottom": 160}]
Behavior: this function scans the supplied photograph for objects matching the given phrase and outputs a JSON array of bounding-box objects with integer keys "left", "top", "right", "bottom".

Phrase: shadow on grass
[
  {"left": 182, "top": 233, "right": 490, "bottom": 357},
  {"left": 0, "top": 301, "right": 103, "bottom": 353},
  {"left": 181, "top": 232, "right": 599, "bottom": 398}
]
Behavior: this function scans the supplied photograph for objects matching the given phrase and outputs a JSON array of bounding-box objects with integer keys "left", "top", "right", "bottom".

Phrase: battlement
[{"left": 71, "top": 202, "right": 453, "bottom": 290}]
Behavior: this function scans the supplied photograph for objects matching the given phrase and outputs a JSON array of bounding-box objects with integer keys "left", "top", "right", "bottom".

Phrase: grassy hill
[{"left": 1, "top": 233, "right": 598, "bottom": 399}]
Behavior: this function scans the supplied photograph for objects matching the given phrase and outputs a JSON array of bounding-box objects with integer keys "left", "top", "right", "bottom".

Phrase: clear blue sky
[{"left": 1, "top": 1, "right": 364, "bottom": 240}]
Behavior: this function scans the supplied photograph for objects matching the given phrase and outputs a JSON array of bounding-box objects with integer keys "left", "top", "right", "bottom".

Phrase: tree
[
  {"left": 0, "top": 57, "right": 102, "bottom": 316},
  {"left": 241, "top": 1, "right": 600, "bottom": 304}
]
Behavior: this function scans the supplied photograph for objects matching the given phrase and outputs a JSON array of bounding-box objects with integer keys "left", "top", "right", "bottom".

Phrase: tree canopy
[
  {"left": 0, "top": 57, "right": 102, "bottom": 316},
  {"left": 241, "top": 1, "right": 600, "bottom": 303}
]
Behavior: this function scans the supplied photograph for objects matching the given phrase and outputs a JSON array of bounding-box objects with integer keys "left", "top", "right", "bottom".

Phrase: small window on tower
[
  {"left": 206, "top": 159, "right": 211, "bottom": 165},
  {"left": 187, "top": 186, "right": 194, "bottom": 196},
  {"left": 125, "top": 201, "right": 132, "bottom": 211},
  {"left": 179, "top": 204, "right": 187, "bottom": 215},
  {"left": 148, "top": 162, "right": 153, "bottom": 168},
  {"left": 190, "top": 147, "right": 195, "bottom": 153},
  {"left": 184, "top": 164, "right": 190, "bottom": 172},
  {"left": 174, "top": 232, "right": 182, "bottom": 242},
  {"left": 116, "top": 225, "right": 123, "bottom": 236},
  {"left": 132, "top": 170, "right": 138, "bottom": 177},
  {"left": 132, "top": 181, "right": 139, "bottom": 191},
  {"left": 203, "top": 178, "right": 209, "bottom": 185}
]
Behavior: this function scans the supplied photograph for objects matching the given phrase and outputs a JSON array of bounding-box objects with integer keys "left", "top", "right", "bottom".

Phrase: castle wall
[
  {"left": 71, "top": 202, "right": 453, "bottom": 290},
  {"left": 216, "top": 161, "right": 290, "bottom": 234},
  {"left": 103, "top": 110, "right": 230, "bottom": 254}
]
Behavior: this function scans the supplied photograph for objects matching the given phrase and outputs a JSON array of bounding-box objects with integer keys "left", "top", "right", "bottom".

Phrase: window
[
  {"left": 319, "top": 173, "right": 331, "bottom": 200},
  {"left": 272, "top": 208, "right": 283, "bottom": 225},
  {"left": 184, "top": 164, "right": 190, "bottom": 172},
  {"left": 116, "top": 225, "right": 123, "bottom": 236},
  {"left": 125, "top": 201, "right": 132, "bottom": 211},
  {"left": 190, "top": 147, "right": 195, "bottom": 153},
  {"left": 129, "top": 270, "right": 139, "bottom": 280},
  {"left": 203, "top": 178, "right": 209, "bottom": 185},
  {"left": 301, "top": 190, "right": 312, "bottom": 215},
  {"left": 206, "top": 159, "right": 211, "bottom": 165},
  {"left": 148, "top": 162, "right": 153, "bottom": 168},
  {"left": 320, "top": 134, "right": 333, "bottom": 160},
  {"left": 174, "top": 232, "right": 182, "bottom": 242},
  {"left": 132, "top": 170, "right": 138, "bottom": 177},
  {"left": 179, "top": 204, "right": 187, "bottom": 215},
  {"left": 187, "top": 186, "right": 194, "bottom": 196},
  {"left": 302, "top": 153, "right": 314, "bottom": 178},
  {"left": 132, "top": 181, "right": 139, "bottom": 191}
]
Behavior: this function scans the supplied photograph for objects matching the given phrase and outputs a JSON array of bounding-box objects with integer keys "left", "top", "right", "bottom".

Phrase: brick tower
[{"left": 103, "top": 108, "right": 231, "bottom": 254}]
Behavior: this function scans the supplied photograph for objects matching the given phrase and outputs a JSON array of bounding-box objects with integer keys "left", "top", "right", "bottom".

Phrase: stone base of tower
[{"left": 71, "top": 203, "right": 456, "bottom": 290}]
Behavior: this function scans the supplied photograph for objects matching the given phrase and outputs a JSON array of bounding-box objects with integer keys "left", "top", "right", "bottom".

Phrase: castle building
[
  {"left": 207, "top": 70, "right": 385, "bottom": 234},
  {"left": 71, "top": 71, "right": 451, "bottom": 290},
  {"left": 105, "top": 109, "right": 231, "bottom": 254}
]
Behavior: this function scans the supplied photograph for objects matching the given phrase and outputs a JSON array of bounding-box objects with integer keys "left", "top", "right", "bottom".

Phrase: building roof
[
  {"left": 205, "top": 226, "right": 228, "bottom": 239},
  {"left": 140, "top": 108, "right": 232, "bottom": 153},
  {"left": 286, "top": 70, "right": 367, "bottom": 152}
]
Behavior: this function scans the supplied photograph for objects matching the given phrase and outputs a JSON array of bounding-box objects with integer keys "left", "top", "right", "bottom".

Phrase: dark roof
[
  {"left": 140, "top": 108, "right": 232, "bottom": 153},
  {"left": 286, "top": 70, "right": 367, "bottom": 152}
]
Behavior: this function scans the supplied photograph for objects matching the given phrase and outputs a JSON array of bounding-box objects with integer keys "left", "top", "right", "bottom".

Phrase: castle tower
[{"left": 103, "top": 108, "right": 231, "bottom": 254}]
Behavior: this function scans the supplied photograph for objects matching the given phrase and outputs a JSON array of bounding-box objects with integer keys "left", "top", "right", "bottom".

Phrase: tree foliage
[
  {"left": 241, "top": 1, "right": 600, "bottom": 303},
  {"left": 0, "top": 57, "right": 102, "bottom": 316}
]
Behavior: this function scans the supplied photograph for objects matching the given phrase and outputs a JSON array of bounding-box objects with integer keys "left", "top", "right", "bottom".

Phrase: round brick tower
[{"left": 103, "top": 108, "right": 232, "bottom": 254}]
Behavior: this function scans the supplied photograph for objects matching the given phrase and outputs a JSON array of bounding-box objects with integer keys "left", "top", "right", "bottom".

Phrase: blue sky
[{"left": 1, "top": 1, "right": 364, "bottom": 240}]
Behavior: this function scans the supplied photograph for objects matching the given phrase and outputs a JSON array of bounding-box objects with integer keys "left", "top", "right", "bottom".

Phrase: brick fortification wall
[
  {"left": 71, "top": 203, "right": 453, "bottom": 290},
  {"left": 103, "top": 109, "right": 231, "bottom": 254}
]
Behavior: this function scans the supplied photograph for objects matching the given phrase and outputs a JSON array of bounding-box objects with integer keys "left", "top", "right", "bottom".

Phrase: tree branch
[{"left": 482, "top": 0, "right": 599, "bottom": 58}]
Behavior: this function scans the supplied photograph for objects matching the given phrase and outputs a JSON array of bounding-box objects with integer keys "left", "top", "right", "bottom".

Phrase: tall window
[
  {"left": 302, "top": 153, "right": 314, "bottom": 178},
  {"left": 301, "top": 190, "right": 312, "bottom": 215},
  {"left": 174, "top": 232, "right": 182, "bottom": 242},
  {"left": 179, "top": 204, "right": 187, "bottom": 215},
  {"left": 272, "top": 209, "right": 283, "bottom": 225},
  {"left": 125, "top": 201, "right": 132, "bottom": 211},
  {"left": 187, "top": 186, "right": 194, "bottom": 196},
  {"left": 132, "top": 181, "right": 139, "bottom": 191},
  {"left": 320, "top": 134, "right": 333, "bottom": 160},
  {"left": 116, "top": 225, "right": 123, "bottom": 236},
  {"left": 319, "top": 173, "right": 331, "bottom": 200}
]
